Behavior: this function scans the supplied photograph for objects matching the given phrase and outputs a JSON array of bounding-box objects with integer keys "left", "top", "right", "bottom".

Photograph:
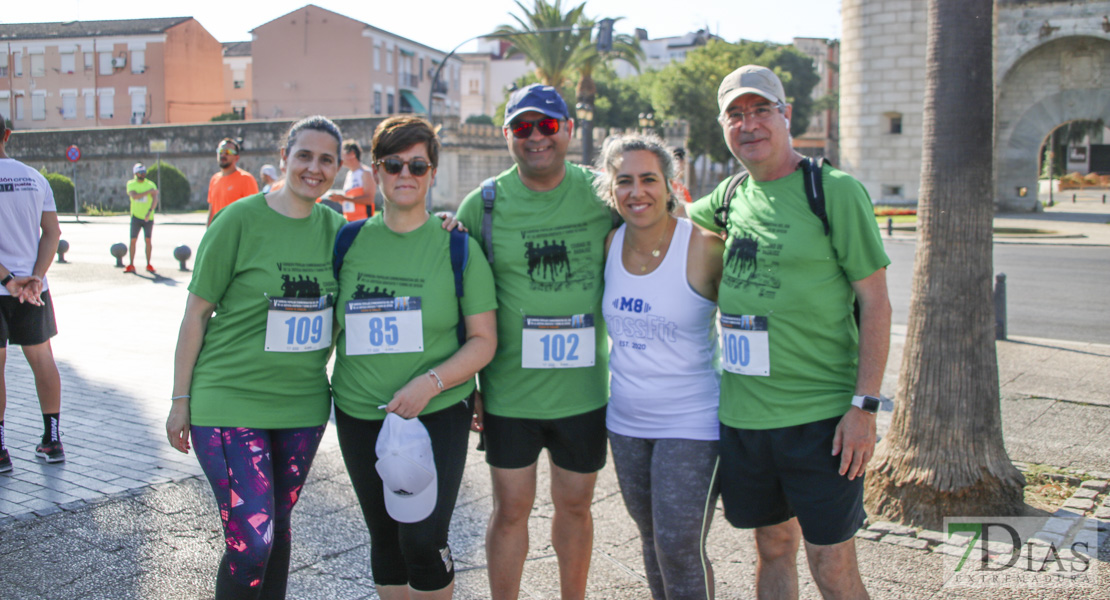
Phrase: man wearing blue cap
[{"left": 456, "top": 84, "right": 613, "bottom": 599}]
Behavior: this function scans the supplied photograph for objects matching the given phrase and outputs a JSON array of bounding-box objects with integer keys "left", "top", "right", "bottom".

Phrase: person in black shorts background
[
  {"left": 124, "top": 162, "right": 159, "bottom": 274},
  {"left": 0, "top": 118, "right": 65, "bottom": 472}
]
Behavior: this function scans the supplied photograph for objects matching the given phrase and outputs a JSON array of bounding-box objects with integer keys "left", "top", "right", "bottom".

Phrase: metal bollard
[
  {"left": 56, "top": 239, "right": 69, "bottom": 264},
  {"left": 1103, "top": 194, "right": 1106, "bottom": 204},
  {"left": 1073, "top": 193, "right": 1076, "bottom": 203},
  {"left": 994, "top": 273, "right": 1007, "bottom": 341},
  {"left": 886, "top": 217, "right": 893, "bottom": 237},
  {"left": 110, "top": 243, "right": 127, "bottom": 267},
  {"left": 174, "top": 245, "right": 193, "bottom": 271}
]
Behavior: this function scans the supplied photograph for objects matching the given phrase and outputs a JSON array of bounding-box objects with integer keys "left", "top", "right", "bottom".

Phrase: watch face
[{"left": 862, "top": 395, "right": 881, "bottom": 413}]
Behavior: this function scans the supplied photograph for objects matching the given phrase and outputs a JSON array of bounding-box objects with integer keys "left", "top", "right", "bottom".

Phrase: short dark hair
[
  {"left": 371, "top": 115, "right": 439, "bottom": 168},
  {"left": 672, "top": 147, "right": 686, "bottom": 160},
  {"left": 218, "top": 137, "right": 240, "bottom": 152},
  {"left": 281, "top": 115, "right": 343, "bottom": 157},
  {"left": 342, "top": 140, "right": 362, "bottom": 161}
]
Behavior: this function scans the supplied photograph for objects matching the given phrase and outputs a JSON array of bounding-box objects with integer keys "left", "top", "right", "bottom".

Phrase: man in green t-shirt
[
  {"left": 456, "top": 84, "right": 613, "bottom": 600},
  {"left": 686, "top": 65, "right": 891, "bottom": 598},
  {"left": 124, "top": 163, "right": 158, "bottom": 274}
]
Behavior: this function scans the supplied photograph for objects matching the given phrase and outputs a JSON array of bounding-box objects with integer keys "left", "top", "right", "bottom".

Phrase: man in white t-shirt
[{"left": 0, "top": 120, "right": 65, "bottom": 471}]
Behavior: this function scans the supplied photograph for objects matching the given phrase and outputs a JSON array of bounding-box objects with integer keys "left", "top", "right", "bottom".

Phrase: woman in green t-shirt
[
  {"left": 165, "top": 115, "right": 347, "bottom": 598},
  {"left": 332, "top": 115, "right": 497, "bottom": 599}
]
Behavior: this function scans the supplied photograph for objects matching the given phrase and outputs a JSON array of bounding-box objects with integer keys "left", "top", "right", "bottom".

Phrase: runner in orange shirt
[
  {"left": 323, "top": 140, "right": 377, "bottom": 221},
  {"left": 206, "top": 138, "right": 259, "bottom": 226}
]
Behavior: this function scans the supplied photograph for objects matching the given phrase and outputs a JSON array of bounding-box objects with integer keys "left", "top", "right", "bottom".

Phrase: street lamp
[{"left": 576, "top": 102, "right": 595, "bottom": 166}]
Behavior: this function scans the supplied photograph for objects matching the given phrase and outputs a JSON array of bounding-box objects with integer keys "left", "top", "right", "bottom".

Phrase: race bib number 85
[
  {"left": 264, "top": 296, "right": 333, "bottom": 352},
  {"left": 521, "top": 314, "right": 595, "bottom": 369},
  {"left": 719, "top": 313, "right": 769, "bottom": 376},
  {"left": 344, "top": 297, "right": 424, "bottom": 355}
]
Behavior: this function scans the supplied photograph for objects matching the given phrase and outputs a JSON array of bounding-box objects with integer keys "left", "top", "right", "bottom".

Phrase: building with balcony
[
  {"left": 460, "top": 39, "right": 531, "bottom": 122},
  {"left": 0, "top": 17, "right": 225, "bottom": 129},
  {"left": 222, "top": 41, "right": 252, "bottom": 120},
  {"left": 249, "top": 4, "right": 461, "bottom": 121}
]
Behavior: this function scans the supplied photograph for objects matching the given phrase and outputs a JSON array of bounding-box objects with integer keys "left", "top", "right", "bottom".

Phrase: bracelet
[
  {"left": 171, "top": 395, "right": 191, "bottom": 401},
  {"left": 427, "top": 369, "right": 444, "bottom": 391}
]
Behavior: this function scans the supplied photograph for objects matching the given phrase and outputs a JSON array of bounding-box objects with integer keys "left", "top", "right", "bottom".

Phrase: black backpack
[{"left": 332, "top": 219, "right": 470, "bottom": 346}]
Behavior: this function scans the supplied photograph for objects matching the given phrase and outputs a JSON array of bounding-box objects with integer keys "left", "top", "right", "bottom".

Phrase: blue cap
[{"left": 504, "top": 84, "right": 569, "bottom": 124}]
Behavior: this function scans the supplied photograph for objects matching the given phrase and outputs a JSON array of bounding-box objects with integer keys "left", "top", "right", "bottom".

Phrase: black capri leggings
[{"left": 335, "top": 400, "right": 470, "bottom": 591}]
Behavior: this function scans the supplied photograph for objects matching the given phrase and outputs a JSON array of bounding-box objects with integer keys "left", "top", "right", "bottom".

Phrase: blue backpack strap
[
  {"left": 332, "top": 218, "right": 368, "bottom": 280},
  {"left": 449, "top": 228, "right": 469, "bottom": 347},
  {"left": 479, "top": 177, "right": 496, "bottom": 264}
]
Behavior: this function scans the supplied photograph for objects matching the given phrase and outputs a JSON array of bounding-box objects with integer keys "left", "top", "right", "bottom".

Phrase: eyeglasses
[
  {"left": 510, "top": 117, "right": 561, "bottom": 139},
  {"left": 375, "top": 157, "right": 432, "bottom": 177},
  {"left": 719, "top": 102, "right": 784, "bottom": 125}
]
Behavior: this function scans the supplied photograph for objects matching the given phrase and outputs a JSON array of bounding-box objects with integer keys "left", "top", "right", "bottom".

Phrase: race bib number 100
[
  {"left": 264, "top": 296, "right": 334, "bottom": 352},
  {"left": 719, "top": 313, "right": 770, "bottom": 376},
  {"left": 344, "top": 297, "right": 424, "bottom": 355},
  {"left": 521, "top": 314, "right": 596, "bottom": 369}
]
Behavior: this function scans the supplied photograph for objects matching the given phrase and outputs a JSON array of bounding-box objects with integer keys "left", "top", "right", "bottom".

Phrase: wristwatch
[
  {"left": 0, "top": 273, "right": 14, "bottom": 288},
  {"left": 851, "top": 394, "right": 881, "bottom": 414}
]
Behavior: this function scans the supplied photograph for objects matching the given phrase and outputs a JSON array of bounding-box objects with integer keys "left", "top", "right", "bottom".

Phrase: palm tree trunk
[{"left": 864, "top": 0, "right": 1025, "bottom": 530}]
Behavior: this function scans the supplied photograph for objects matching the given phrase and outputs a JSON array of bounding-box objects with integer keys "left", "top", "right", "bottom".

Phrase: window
[
  {"left": 60, "top": 51, "right": 76, "bottom": 74},
  {"left": 0, "top": 92, "right": 10, "bottom": 123},
  {"left": 130, "top": 49, "right": 145, "bottom": 74},
  {"left": 130, "top": 87, "right": 146, "bottom": 124},
  {"left": 387, "top": 49, "right": 393, "bottom": 74},
  {"left": 99, "top": 52, "right": 113, "bottom": 75},
  {"left": 30, "top": 53, "right": 45, "bottom": 77},
  {"left": 468, "top": 79, "right": 479, "bottom": 94},
  {"left": 84, "top": 52, "right": 94, "bottom": 70},
  {"left": 13, "top": 52, "right": 22, "bottom": 77},
  {"left": 98, "top": 88, "right": 114, "bottom": 119},
  {"left": 0, "top": 60, "right": 6, "bottom": 78},
  {"left": 83, "top": 90, "right": 95, "bottom": 119},
  {"left": 374, "top": 46, "right": 380, "bottom": 71},
  {"left": 233, "top": 79, "right": 245, "bottom": 89},
  {"left": 374, "top": 91, "right": 382, "bottom": 114},
  {"left": 60, "top": 90, "right": 77, "bottom": 119},
  {"left": 419, "top": 57, "right": 424, "bottom": 81},
  {"left": 387, "top": 92, "right": 394, "bottom": 114},
  {"left": 15, "top": 96, "right": 24, "bottom": 121},
  {"left": 233, "top": 106, "right": 245, "bottom": 119},
  {"left": 881, "top": 185, "right": 904, "bottom": 199},
  {"left": 31, "top": 91, "right": 46, "bottom": 120},
  {"left": 886, "top": 112, "right": 903, "bottom": 135}
]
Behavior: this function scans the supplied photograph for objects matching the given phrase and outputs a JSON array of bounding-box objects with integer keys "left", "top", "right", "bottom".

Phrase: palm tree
[
  {"left": 574, "top": 16, "right": 643, "bottom": 113},
  {"left": 494, "top": 0, "right": 590, "bottom": 89},
  {"left": 863, "top": 0, "right": 1025, "bottom": 529}
]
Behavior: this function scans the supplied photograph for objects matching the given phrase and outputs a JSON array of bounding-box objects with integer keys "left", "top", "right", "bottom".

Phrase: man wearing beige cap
[{"left": 688, "top": 65, "right": 891, "bottom": 599}]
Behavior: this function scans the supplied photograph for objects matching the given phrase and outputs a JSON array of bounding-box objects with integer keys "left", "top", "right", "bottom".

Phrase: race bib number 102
[
  {"left": 264, "top": 296, "right": 334, "bottom": 353},
  {"left": 521, "top": 314, "right": 595, "bottom": 369},
  {"left": 719, "top": 313, "right": 770, "bottom": 376}
]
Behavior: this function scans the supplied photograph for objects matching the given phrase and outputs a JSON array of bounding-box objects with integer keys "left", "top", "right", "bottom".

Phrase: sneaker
[
  {"left": 0, "top": 449, "right": 11, "bottom": 473},
  {"left": 146, "top": 264, "right": 156, "bottom": 273},
  {"left": 123, "top": 265, "right": 136, "bottom": 273},
  {"left": 35, "top": 440, "right": 65, "bottom": 463}
]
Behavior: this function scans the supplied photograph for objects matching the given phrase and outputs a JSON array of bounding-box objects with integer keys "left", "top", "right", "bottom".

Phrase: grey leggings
[{"left": 608, "top": 431, "right": 719, "bottom": 600}]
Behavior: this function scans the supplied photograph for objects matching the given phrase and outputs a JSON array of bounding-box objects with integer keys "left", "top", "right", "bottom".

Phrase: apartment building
[
  {"left": 460, "top": 39, "right": 530, "bottom": 122},
  {"left": 250, "top": 4, "right": 461, "bottom": 121},
  {"left": 222, "top": 41, "right": 252, "bottom": 120},
  {"left": 0, "top": 17, "right": 225, "bottom": 129}
]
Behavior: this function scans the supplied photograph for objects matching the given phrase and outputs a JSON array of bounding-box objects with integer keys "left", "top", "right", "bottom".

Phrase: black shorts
[
  {"left": 130, "top": 216, "right": 153, "bottom": 239},
  {"left": 0, "top": 289, "right": 58, "bottom": 348},
  {"left": 718, "top": 416, "right": 866, "bottom": 546},
  {"left": 483, "top": 405, "right": 607, "bottom": 473}
]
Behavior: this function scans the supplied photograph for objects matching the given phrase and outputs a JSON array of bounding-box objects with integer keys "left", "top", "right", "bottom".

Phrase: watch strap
[
  {"left": 1, "top": 273, "right": 14, "bottom": 287},
  {"left": 851, "top": 394, "right": 881, "bottom": 413}
]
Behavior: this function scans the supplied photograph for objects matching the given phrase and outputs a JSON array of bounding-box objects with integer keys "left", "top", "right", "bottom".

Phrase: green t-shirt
[
  {"left": 127, "top": 178, "right": 157, "bottom": 219},
  {"left": 188, "top": 194, "right": 346, "bottom": 428},
  {"left": 687, "top": 165, "right": 890, "bottom": 429},
  {"left": 331, "top": 215, "right": 498, "bottom": 419},
  {"left": 456, "top": 162, "right": 613, "bottom": 419}
]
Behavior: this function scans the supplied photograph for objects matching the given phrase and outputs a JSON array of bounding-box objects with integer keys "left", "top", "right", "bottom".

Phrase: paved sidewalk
[{"left": 1, "top": 209, "right": 1108, "bottom": 598}]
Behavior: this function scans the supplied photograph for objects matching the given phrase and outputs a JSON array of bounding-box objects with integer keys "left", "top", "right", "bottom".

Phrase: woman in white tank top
[{"left": 595, "top": 134, "right": 724, "bottom": 600}]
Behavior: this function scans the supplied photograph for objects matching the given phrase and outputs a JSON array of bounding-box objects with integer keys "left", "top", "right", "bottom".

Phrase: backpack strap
[
  {"left": 332, "top": 218, "right": 368, "bottom": 280},
  {"left": 799, "top": 156, "right": 830, "bottom": 236},
  {"left": 479, "top": 177, "right": 497, "bottom": 265},
  {"left": 713, "top": 171, "right": 749, "bottom": 234},
  {"left": 449, "top": 228, "right": 469, "bottom": 347}
]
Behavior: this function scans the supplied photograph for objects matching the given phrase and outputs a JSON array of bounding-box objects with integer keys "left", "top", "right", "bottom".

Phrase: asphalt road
[{"left": 884, "top": 239, "right": 1110, "bottom": 344}]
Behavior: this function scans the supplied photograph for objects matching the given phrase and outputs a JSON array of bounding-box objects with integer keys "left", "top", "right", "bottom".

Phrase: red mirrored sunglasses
[{"left": 510, "top": 117, "right": 561, "bottom": 139}]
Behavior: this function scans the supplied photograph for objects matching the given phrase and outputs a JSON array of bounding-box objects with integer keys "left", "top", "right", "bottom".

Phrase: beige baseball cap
[{"left": 717, "top": 65, "right": 786, "bottom": 115}]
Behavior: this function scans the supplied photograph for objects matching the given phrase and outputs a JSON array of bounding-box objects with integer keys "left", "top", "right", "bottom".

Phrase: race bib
[
  {"left": 521, "top": 314, "right": 595, "bottom": 369},
  {"left": 344, "top": 297, "right": 424, "bottom": 355},
  {"left": 343, "top": 201, "right": 355, "bottom": 212},
  {"left": 264, "top": 296, "right": 333, "bottom": 352},
  {"left": 719, "top": 313, "right": 770, "bottom": 376}
]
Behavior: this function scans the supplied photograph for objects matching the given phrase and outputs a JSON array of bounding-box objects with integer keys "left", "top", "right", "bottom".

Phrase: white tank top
[{"left": 603, "top": 218, "right": 720, "bottom": 441}]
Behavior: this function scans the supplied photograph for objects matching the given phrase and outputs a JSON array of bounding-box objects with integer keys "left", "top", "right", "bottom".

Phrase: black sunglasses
[
  {"left": 375, "top": 157, "right": 432, "bottom": 177},
  {"left": 510, "top": 117, "right": 561, "bottom": 139}
]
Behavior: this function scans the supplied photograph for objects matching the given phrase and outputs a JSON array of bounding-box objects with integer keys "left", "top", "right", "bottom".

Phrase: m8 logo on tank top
[
  {"left": 518, "top": 223, "right": 599, "bottom": 292},
  {"left": 722, "top": 226, "right": 781, "bottom": 299},
  {"left": 605, "top": 296, "right": 678, "bottom": 345}
]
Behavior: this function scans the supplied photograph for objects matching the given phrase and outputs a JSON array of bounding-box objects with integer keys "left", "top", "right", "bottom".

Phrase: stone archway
[{"left": 995, "top": 36, "right": 1110, "bottom": 211}]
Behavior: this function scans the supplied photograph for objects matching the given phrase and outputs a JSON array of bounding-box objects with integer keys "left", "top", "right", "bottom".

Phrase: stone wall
[{"left": 4, "top": 116, "right": 525, "bottom": 213}]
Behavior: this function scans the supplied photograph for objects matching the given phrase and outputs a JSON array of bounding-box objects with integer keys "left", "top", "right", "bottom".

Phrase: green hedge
[
  {"left": 145, "top": 162, "right": 191, "bottom": 210},
  {"left": 41, "top": 170, "right": 76, "bottom": 213}
]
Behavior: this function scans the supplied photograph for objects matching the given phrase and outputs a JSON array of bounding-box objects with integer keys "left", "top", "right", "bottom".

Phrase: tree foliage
[
  {"left": 40, "top": 170, "right": 75, "bottom": 213},
  {"left": 146, "top": 162, "right": 192, "bottom": 211},
  {"left": 210, "top": 111, "right": 244, "bottom": 122},
  {"left": 648, "top": 40, "right": 820, "bottom": 165},
  {"left": 496, "top": 0, "right": 591, "bottom": 89}
]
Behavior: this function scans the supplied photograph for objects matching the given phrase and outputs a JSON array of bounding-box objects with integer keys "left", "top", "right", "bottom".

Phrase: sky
[{"left": 1, "top": 0, "right": 843, "bottom": 53}]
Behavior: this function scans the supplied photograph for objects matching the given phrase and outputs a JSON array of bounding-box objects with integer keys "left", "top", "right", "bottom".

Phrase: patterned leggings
[{"left": 192, "top": 425, "right": 325, "bottom": 600}]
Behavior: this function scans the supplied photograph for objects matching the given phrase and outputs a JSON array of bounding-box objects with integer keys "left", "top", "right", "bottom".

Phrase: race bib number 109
[
  {"left": 264, "top": 296, "right": 334, "bottom": 352},
  {"left": 719, "top": 313, "right": 770, "bottom": 376},
  {"left": 521, "top": 314, "right": 595, "bottom": 369}
]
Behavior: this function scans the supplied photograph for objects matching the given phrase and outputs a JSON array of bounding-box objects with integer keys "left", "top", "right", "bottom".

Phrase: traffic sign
[
  {"left": 149, "top": 140, "right": 167, "bottom": 153},
  {"left": 65, "top": 145, "right": 81, "bottom": 162}
]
